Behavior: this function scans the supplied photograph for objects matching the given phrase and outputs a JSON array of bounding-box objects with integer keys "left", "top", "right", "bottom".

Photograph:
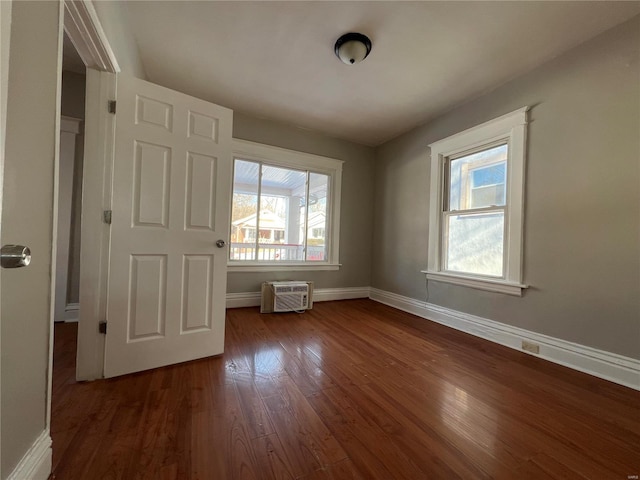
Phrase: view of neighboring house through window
[{"left": 230, "top": 159, "right": 330, "bottom": 262}]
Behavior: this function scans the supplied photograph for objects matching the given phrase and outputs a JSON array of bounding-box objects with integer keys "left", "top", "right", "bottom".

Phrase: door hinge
[
  {"left": 108, "top": 100, "right": 116, "bottom": 114},
  {"left": 99, "top": 321, "right": 107, "bottom": 334},
  {"left": 103, "top": 210, "right": 112, "bottom": 225}
]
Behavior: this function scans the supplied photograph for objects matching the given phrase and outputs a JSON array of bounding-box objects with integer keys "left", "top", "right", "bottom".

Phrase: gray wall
[
  {"left": 372, "top": 16, "right": 640, "bottom": 359},
  {"left": 229, "top": 112, "right": 375, "bottom": 293},
  {"left": 1, "top": 1, "right": 61, "bottom": 477},
  {"left": 0, "top": 0, "right": 11, "bottom": 472}
]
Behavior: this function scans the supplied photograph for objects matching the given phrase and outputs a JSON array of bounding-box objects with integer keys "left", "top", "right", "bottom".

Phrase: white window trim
[
  {"left": 422, "top": 107, "right": 529, "bottom": 296},
  {"left": 228, "top": 139, "right": 343, "bottom": 272}
]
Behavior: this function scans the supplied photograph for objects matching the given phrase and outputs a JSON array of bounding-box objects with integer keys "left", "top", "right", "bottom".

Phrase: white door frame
[
  {"left": 74, "top": 69, "right": 116, "bottom": 381},
  {"left": 64, "top": 0, "right": 119, "bottom": 73},
  {"left": 60, "top": 0, "right": 119, "bottom": 382}
]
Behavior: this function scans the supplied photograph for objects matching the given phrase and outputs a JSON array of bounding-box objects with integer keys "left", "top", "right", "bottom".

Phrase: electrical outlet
[{"left": 522, "top": 341, "right": 540, "bottom": 354}]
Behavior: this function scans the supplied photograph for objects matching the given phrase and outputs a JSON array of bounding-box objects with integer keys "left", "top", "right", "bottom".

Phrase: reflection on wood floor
[{"left": 51, "top": 299, "right": 640, "bottom": 479}]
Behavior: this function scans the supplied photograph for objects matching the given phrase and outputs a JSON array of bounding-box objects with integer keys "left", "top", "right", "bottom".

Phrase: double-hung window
[
  {"left": 228, "top": 139, "right": 343, "bottom": 272},
  {"left": 424, "top": 107, "right": 529, "bottom": 295}
]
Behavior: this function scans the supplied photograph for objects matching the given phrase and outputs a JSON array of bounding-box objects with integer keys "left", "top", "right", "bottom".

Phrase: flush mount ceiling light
[{"left": 334, "top": 32, "right": 372, "bottom": 65}]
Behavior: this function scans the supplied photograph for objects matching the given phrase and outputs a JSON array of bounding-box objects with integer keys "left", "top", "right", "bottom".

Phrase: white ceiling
[{"left": 124, "top": 1, "right": 640, "bottom": 146}]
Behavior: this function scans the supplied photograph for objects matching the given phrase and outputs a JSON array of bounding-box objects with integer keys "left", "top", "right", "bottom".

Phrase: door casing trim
[
  {"left": 75, "top": 68, "right": 115, "bottom": 380},
  {"left": 60, "top": 0, "right": 119, "bottom": 381},
  {"left": 63, "top": 0, "right": 119, "bottom": 73}
]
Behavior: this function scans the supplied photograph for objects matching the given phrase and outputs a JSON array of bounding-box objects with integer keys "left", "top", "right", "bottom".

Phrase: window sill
[
  {"left": 228, "top": 263, "right": 341, "bottom": 273},
  {"left": 421, "top": 271, "right": 528, "bottom": 296}
]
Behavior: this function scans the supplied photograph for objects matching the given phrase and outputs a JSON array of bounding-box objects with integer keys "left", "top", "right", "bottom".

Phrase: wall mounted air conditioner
[{"left": 261, "top": 281, "right": 314, "bottom": 313}]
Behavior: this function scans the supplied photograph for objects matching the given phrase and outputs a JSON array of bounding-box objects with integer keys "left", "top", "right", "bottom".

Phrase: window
[
  {"left": 424, "top": 107, "right": 529, "bottom": 295},
  {"left": 229, "top": 139, "right": 343, "bottom": 271}
]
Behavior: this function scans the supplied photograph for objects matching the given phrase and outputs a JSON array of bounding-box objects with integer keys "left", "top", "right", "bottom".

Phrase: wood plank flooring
[{"left": 51, "top": 299, "right": 640, "bottom": 479}]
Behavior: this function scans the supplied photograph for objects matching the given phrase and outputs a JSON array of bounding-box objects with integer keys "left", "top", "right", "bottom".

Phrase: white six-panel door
[{"left": 104, "top": 75, "right": 232, "bottom": 378}]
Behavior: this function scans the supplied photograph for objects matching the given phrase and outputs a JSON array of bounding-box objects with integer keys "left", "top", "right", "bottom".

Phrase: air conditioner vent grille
[{"left": 261, "top": 281, "right": 314, "bottom": 313}]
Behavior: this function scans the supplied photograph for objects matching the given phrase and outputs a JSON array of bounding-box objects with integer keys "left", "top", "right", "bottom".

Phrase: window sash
[
  {"left": 443, "top": 145, "right": 510, "bottom": 279},
  {"left": 445, "top": 141, "right": 508, "bottom": 213},
  {"left": 231, "top": 158, "right": 331, "bottom": 263},
  {"left": 441, "top": 206, "right": 507, "bottom": 279},
  {"left": 229, "top": 139, "right": 343, "bottom": 271}
]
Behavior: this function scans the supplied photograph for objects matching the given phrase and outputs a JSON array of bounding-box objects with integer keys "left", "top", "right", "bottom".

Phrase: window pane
[
  {"left": 449, "top": 144, "right": 507, "bottom": 211},
  {"left": 258, "top": 165, "right": 306, "bottom": 261},
  {"left": 231, "top": 160, "right": 259, "bottom": 260},
  {"left": 306, "top": 173, "right": 329, "bottom": 261},
  {"left": 445, "top": 211, "right": 504, "bottom": 277}
]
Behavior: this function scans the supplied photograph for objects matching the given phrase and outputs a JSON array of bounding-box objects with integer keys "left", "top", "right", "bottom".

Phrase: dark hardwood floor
[{"left": 51, "top": 299, "right": 640, "bottom": 479}]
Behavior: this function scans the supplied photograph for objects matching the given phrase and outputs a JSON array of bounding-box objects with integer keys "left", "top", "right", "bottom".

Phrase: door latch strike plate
[
  {"left": 99, "top": 321, "right": 107, "bottom": 334},
  {"left": 103, "top": 210, "right": 112, "bottom": 225}
]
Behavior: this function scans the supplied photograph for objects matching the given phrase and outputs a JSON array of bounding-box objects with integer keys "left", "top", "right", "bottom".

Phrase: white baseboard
[
  {"left": 63, "top": 302, "right": 79, "bottom": 322},
  {"left": 7, "top": 429, "right": 52, "bottom": 480},
  {"left": 369, "top": 288, "right": 640, "bottom": 391},
  {"left": 312, "top": 287, "right": 371, "bottom": 302},
  {"left": 226, "top": 291, "right": 262, "bottom": 309},
  {"left": 226, "top": 286, "right": 370, "bottom": 309}
]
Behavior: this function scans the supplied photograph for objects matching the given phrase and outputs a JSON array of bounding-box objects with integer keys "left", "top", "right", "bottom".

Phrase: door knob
[
  {"left": 1, "top": 245, "right": 31, "bottom": 268},
  {"left": 215, "top": 239, "right": 226, "bottom": 248}
]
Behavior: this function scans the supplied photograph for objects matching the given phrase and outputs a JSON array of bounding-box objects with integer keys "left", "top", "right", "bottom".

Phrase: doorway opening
[
  {"left": 50, "top": 29, "right": 87, "bottom": 473},
  {"left": 54, "top": 32, "right": 85, "bottom": 328}
]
